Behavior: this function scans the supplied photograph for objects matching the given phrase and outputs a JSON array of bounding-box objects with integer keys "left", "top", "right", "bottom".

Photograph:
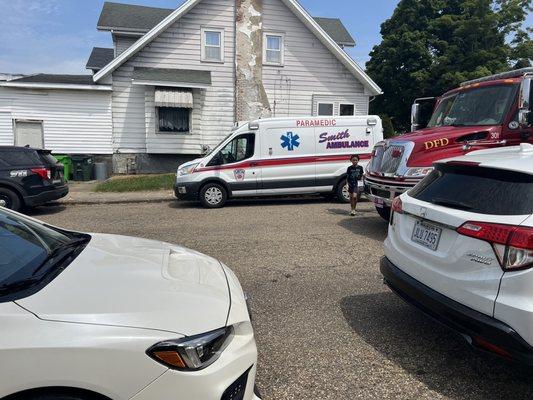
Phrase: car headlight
[
  {"left": 404, "top": 167, "right": 434, "bottom": 178},
  {"left": 177, "top": 163, "right": 199, "bottom": 176},
  {"left": 147, "top": 326, "right": 233, "bottom": 371}
]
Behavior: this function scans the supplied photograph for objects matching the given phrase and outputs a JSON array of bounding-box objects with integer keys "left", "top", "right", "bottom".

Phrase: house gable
[{"left": 93, "top": 0, "right": 381, "bottom": 95}]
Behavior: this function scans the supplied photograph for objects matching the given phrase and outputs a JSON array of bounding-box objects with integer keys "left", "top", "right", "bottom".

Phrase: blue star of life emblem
[{"left": 280, "top": 132, "right": 300, "bottom": 151}]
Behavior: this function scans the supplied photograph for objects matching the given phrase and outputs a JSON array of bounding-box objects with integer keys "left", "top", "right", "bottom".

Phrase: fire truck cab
[{"left": 364, "top": 67, "right": 533, "bottom": 221}]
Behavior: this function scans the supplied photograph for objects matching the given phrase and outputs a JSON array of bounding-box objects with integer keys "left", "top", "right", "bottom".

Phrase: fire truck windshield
[{"left": 427, "top": 84, "right": 518, "bottom": 128}]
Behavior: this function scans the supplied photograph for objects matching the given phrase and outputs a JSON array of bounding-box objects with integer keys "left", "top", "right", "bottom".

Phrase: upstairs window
[
  {"left": 201, "top": 28, "right": 224, "bottom": 62},
  {"left": 340, "top": 103, "right": 355, "bottom": 116},
  {"left": 264, "top": 33, "right": 284, "bottom": 65},
  {"left": 317, "top": 102, "right": 334, "bottom": 116}
]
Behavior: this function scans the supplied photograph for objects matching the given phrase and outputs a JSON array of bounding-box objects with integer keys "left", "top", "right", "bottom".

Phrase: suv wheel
[
  {"left": 200, "top": 183, "right": 227, "bottom": 208},
  {"left": 0, "top": 187, "right": 21, "bottom": 211}
]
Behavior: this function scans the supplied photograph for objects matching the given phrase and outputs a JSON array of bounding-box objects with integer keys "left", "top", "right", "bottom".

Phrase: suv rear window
[
  {"left": 0, "top": 150, "right": 41, "bottom": 167},
  {"left": 38, "top": 152, "right": 58, "bottom": 166},
  {"left": 409, "top": 164, "right": 533, "bottom": 215}
]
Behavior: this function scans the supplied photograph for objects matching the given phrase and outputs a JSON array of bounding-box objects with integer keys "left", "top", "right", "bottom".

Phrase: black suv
[{"left": 0, "top": 146, "right": 68, "bottom": 211}]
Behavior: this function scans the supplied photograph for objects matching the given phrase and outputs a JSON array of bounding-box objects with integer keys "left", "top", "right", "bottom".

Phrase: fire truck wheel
[{"left": 376, "top": 205, "right": 391, "bottom": 221}]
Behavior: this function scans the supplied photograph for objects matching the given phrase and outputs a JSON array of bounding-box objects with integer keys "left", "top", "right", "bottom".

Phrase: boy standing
[{"left": 346, "top": 155, "right": 364, "bottom": 216}]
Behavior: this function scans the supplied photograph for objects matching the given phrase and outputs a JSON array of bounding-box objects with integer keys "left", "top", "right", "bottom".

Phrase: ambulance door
[
  {"left": 259, "top": 123, "right": 316, "bottom": 194},
  {"left": 206, "top": 132, "right": 260, "bottom": 196},
  {"left": 315, "top": 117, "right": 374, "bottom": 190}
]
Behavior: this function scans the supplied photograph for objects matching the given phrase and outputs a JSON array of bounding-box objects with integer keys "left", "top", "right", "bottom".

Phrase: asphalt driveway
[{"left": 33, "top": 198, "right": 533, "bottom": 400}]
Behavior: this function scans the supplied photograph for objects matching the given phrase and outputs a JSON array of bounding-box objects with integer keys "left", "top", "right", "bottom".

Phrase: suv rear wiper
[{"left": 432, "top": 198, "right": 473, "bottom": 211}]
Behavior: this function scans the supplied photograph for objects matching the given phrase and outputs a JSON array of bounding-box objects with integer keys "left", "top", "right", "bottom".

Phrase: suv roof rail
[{"left": 460, "top": 67, "right": 533, "bottom": 87}]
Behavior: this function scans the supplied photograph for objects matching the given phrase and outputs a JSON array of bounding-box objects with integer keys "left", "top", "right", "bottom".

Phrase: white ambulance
[{"left": 174, "top": 116, "right": 383, "bottom": 208}]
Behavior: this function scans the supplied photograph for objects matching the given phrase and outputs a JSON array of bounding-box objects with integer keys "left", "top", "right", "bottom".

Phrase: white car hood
[{"left": 18, "top": 234, "right": 230, "bottom": 336}]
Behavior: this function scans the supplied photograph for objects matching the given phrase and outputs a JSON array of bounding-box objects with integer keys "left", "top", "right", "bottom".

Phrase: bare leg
[{"left": 350, "top": 192, "right": 357, "bottom": 211}]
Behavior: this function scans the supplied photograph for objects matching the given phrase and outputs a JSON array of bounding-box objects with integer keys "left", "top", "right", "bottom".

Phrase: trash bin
[
  {"left": 53, "top": 154, "right": 72, "bottom": 181},
  {"left": 71, "top": 155, "right": 94, "bottom": 181},
  {"left": 94, "top": 162, "right": 108, "bottom": 181}
]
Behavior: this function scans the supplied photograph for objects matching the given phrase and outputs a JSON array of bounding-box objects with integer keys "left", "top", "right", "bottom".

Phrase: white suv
[{"left": 382, "top": 143, "right": 533, "bottom": 364}]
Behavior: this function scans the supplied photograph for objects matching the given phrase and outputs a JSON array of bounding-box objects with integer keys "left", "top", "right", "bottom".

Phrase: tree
[{"left": 366, "top": 0, "right": 532, "bottom": 132}]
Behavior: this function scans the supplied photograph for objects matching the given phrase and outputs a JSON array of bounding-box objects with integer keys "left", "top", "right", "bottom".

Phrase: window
[
  {"left": 263, "top": 33, "right": 284, "bottom": 65},
  {"left": 317, "top": 103, "right": 334, "bottom": 116},
  {"left": 201, "top": 28, "right": 224, "bottom": 62},
  {"left": 410, "top": 164, "right": 533, "bottom": 215},
  {"left": 340, "top": 104, "right": 355, "bottom": 116},
  {"left": 158, "top": 107, "right": 190, "bottom": 133},
  {"left": 208, "top": 134, "right": 255, "bottom": 166}
]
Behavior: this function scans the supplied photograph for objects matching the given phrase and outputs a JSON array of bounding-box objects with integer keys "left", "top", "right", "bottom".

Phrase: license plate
[
  {"left": 374, "top": 198, "right": 384, "bottom": 208},
  {"left": 411, "top": 220, "right": 442, "bottom": 251}
]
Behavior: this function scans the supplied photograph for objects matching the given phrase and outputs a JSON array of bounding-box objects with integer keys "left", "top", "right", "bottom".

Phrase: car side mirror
[
  {"left": 518, "top": 76, "right": 532, "bottom": 128},
  {"left": 201, "top": 144, "right": 212, "bottom": 155}
]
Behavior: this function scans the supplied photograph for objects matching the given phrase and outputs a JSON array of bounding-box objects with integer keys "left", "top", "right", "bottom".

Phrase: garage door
[{"left": 15, "top": 120, "right": 44, "bottom": 149}]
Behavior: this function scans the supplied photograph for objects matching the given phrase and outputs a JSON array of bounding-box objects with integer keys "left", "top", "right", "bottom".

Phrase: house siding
[
  {"left": 112, "top": 0, "right": 236, "bottom": 155},
  {"left": 0, "top": 87, "right": 112, "bottom": 154},
  {"left": 262, "top": 0, "right": 369, "bottom": 117},
  {"left": 114, "top": 35, "right": 139, "bottom": 56}
]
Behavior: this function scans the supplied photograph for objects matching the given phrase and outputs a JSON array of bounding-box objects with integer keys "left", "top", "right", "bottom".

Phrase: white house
[{"left": 0, "top": 0, "right": 381, "bottom": 173}]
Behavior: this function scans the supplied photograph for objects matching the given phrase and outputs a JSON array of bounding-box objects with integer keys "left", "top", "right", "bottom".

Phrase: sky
[{"left": 0, "top": 0, "right": 399, "bottom": 75}]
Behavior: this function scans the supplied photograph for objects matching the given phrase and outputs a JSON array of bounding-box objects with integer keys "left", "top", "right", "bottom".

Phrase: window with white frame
[
  {"left": 317, "top": 102, "right": 334, "bottom": 116},
  {"left": 340, "top": 103, "right": 356, "bottom": 116},
  {"left": 201, "top": 28, "right": 224, "bottom": 62},
  {"left": 263, "top": 33, "right": 284, "bottom": 65}
]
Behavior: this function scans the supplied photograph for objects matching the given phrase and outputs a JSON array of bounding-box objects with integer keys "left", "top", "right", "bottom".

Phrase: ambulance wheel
[
  {"left": 200, "top": 183, "right": 227, "bottom": 208},
  {"left": 376, "top": 205, "right": 391, "bottom": 221},
  {"left": 336, "top": 180, "right": 351, "bottom": 203}
]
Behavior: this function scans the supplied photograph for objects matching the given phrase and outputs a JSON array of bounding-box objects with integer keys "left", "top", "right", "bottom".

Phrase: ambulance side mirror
[{"left": 518, "top": 76, "right": 532, "bottom": 128}]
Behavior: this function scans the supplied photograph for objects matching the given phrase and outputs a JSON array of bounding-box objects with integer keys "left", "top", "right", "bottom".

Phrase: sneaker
[{"left": 350, "top": 210, "right": 356, "bottom": 216}]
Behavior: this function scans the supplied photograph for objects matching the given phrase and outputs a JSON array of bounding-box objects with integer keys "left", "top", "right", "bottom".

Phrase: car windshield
[
  {"left": 427, "top": 84, "right": 518, "bottom": 128},
  {"left": 0, "top": 209, "right": 85, "bottom": 293}
]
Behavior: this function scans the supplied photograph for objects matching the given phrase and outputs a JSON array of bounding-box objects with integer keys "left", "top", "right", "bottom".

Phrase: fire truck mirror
[
  {"left": 411, "top": 103, "right": 421, "bottom": 132},
  {"left": 518, "top": 76, "right": 532, "bottom": 128}
]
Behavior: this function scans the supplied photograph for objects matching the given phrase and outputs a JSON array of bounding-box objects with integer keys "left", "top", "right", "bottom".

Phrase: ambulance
[{"left": 174, "top": 116, "right": 383, "bottom": 207}]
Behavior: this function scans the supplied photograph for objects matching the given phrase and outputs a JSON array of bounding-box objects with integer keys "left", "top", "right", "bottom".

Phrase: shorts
[{"left": 348, "top": 184, "right": 358, "bottom": 194}]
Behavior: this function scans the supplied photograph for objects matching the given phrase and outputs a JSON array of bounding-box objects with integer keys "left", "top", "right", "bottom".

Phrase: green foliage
[
  {"left": 367, "top": 0, "right": 532, "bottom": 132},
  {"left": 95, "top": 174, "right": 175, "bottom": 193},
  {"left": 379, "top": 114, "right": 396, "bottom": 138}
]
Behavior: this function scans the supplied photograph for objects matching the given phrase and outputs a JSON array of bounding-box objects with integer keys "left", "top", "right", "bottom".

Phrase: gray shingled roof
[
  {"left": 313, "top": 17, "right": 355, "bottom": 47},
  {"left": 86, "top": 47, "right": 115, "bottom": 70},
  {"left": 97, "top": 2, "right": 173, "bottom": 32},
  {"left": 97, "top": 2, "right": 355, "bottom": 46},
  {"left": 133, "top": 67, "right": 212, "bottom": 86},
  {"left": 11, "top": 74, "right": 96, "bottom": 85}
]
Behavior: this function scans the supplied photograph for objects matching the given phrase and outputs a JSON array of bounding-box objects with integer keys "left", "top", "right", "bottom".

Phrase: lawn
[{"left": 94, "top": 173, "right": 175, "bottom": 193}]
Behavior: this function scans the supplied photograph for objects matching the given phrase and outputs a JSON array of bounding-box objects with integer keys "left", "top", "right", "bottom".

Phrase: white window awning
[{"left": 155, "top": 88, "right": 193, "bottom": 108}]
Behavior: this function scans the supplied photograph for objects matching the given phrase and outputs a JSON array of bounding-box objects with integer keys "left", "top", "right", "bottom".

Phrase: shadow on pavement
[
  {"left": 169, "top": 195, "right": 335, "bottom": 209},
  {"left": 332, "top": 209, "right": 389, "bottom": 242},
  {"left": 340, "top": 292, "right": 533, "bottom": 400},
  {"left": 23, "top": 203, "right": 68, "bottom": 217}
]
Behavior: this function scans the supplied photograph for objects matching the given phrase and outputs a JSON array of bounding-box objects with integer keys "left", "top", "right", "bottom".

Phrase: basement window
[
  {"left": 317, "top": 102, "right": 334, "bottom": 116},
  {"left": 263, "top": 33, "right": 284, "bottom": 65},
  {"left": 202, "top": 28, "right": 224, "bottom": 62},
  {"left": 340, "top": 103, "right": 356, "bottom": 116}
]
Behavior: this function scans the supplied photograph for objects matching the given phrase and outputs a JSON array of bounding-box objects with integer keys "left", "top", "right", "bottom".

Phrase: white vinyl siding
[
  {"left": 113, "top": 35, "right": 139, "bottom": 57},
  {"left": 262, "top": 0, "right": 369, "bottom": 117},
  {"left": 112, "top": 0, "right": 235, "bottom": 155},
  {"left": 0, "top": 87, "right": 112, "bottom": 153}
]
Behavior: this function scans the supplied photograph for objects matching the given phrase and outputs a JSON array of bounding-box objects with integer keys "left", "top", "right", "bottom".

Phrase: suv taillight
[
  {"left": 31, "top": 168, "right": 51, "bottom": 180},
  {"left": 457, "top": 222, "right": 533, "bottom": 271},
  {"left": 391, "top": 196, "right": 403, "bottom": 214}
]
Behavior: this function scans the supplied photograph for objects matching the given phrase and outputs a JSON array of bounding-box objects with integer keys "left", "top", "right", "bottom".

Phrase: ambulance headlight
[
  {"left": 178, "top": 163, "right": 199, "bottom": 176},
  {"left": 404, "top": 167, "right": 433, "bottom": 178}
]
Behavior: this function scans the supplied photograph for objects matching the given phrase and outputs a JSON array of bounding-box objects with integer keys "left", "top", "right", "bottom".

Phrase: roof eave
[
  {"left": 0, "top": 82, "right": 112, "bottom": 91},
  {"left": 94, "top": 0, "right": 202, "bottom": 82}
]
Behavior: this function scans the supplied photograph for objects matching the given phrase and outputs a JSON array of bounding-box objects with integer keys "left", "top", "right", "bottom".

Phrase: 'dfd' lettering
[{"left": 424, "top": 137, "right": 449, "bottom": 150}]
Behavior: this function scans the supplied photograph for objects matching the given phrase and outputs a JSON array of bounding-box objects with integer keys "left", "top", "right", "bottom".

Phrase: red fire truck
[{"left": 364, "top": 67, "right": 533, "bottom": 220}]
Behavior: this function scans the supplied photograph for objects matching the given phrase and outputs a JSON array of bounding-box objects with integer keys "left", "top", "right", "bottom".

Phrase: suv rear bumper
[
  {"left": 380, "top": 256, "right": 533, "bottom": 365},
  {"left": 24, "top": 185, "right": 69, "bottom": 206}
]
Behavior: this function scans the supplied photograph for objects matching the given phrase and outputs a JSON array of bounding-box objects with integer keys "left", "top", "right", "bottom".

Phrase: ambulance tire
[
  {"left": 335, "top": 180, "right": 351, "bottom": 203},
  {"left": 376, "top": 205, "right": 391, "bottom": 221},
  {"left": 199, "top": 182, "right": 227, "bottom": 208}
]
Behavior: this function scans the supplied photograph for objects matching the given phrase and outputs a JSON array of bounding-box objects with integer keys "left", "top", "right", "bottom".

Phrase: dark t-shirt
[{"left": 347, "top": 165, "right": 364, "bottom": 186}]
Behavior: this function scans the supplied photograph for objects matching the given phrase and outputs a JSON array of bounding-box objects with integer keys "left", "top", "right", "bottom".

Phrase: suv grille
[{"left": 370, "top": 144, "right": 405, "bottom": 174}]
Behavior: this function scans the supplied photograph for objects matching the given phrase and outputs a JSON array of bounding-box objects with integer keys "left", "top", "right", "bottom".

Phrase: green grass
[{"left": 94, "top": 173, "right": 175, "bottom": 193}]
